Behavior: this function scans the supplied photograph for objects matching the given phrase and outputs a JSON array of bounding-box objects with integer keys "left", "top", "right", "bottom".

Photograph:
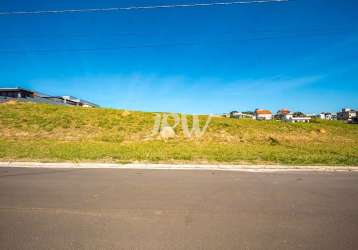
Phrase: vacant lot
[{"left": 0, "top": 102, "right": 357, "bottom": 165}]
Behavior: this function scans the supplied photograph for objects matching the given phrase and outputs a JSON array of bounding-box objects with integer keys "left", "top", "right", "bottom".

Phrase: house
[
  {"left": 319, "top": 112, "right": 333, "bottom": 120},
  {"left": 337, "top": 108, "right": 357, "bottom": 121},
  {"left": 348, "top": 117, "right": 358, "bottom": 124},
  {"left": 0, "top": 87, "right": 99, "bottom": 108},
  {"left": 277, "top": 110, "right": 311, "bottom": 123},
  {"left": 43, "top": 96, "right": 99, "bottom": 108},
  {"left": 283, "top": 116, "right": 311, "bottom": 123},
  {"left": 241, "top": 113, "right": 254, "bottom": 119},
  {"left": 0, "top": 87, "right": 35, "bottom": 98},
  {"left": 230, "top": 111, "right": 242, "bottom": 119},
  {"left": 228, "top": 111, "right": 254, "bottom": 119},
  {"left": 255, "top": 109, "right": 273, "bottom": 120},
  {"left": 278, "top": 109, "right": 290, "bottom": 115},
  {"left": 275, "top": 109, "right": 290, "bottom": 120}
]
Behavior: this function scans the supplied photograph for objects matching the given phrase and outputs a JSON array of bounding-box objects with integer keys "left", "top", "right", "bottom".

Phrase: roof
[
  {"left": 278, "top": 109, "right": 290, "bottom": 115},
  {"left": 43, "top": 95, "right": 98, "bottom": 107},
  {"left": 61, "top": 96, "right": 98, "bottom": 107},
  {"left": 255, "top": 109, "right": 272, "bottom": 115},
  {"left": 0, "top": 87, "right": 99, "bottom": 107},
  {"left": 0, "top": 87, "right": 35, "bottom": 93}
]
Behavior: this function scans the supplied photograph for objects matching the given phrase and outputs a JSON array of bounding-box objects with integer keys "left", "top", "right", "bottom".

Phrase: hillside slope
[{"left": 0, "top": 102, "right": 357, "bottom": 165}]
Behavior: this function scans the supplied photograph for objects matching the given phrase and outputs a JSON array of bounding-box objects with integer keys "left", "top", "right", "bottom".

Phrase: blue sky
[{"left": 0, "top": 0, "right": 357, "bottom": 114}]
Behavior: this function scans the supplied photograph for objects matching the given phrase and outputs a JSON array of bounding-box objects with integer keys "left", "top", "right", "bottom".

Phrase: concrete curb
[{"left": 0, "top": 162, "right": 357, "bottom": 172}]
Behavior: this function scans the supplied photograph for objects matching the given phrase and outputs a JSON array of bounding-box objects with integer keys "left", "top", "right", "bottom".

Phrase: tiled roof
[
  {"left": 256, "top": 109, "right": 272, "bottom": 115},
  {"left": 278, "top": 109, "right": 290, "bottom": 115}
]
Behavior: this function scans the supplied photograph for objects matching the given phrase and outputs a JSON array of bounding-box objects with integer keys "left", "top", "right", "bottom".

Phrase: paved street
[{"left": 0, "top": 167, "right": 358, "bottom": 250}]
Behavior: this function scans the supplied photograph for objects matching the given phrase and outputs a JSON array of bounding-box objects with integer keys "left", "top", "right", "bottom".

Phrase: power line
[{"left": 0, "top": 0, "right": 289, "bottom": 16}]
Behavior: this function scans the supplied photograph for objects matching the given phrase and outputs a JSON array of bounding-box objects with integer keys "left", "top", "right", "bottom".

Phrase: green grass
[{"left": 0, "top": 102, "right": 357, "bottom": 165}]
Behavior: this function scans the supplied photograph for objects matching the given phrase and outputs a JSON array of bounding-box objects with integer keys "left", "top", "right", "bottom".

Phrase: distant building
[
  {"left": 275, "top": 109, "right": 290, "bottom": 120},
  {"left": 283, "top": 116, "right": 311, "bottom": 123},
  {"left": 283, "top": 113, "right": 294, "bottom": 120},
  {"left": 278, "top": 109, "right": 290, "bottom": 115},
  {"left": 0, "top": 87, "right": 35, "bottom": 98},
  {"left": 274, "top": 109, "right": 311, "bottom": 123},
  {"left": 242, "top": 113, "right": 254, "bottom": 119},
  {"left": 255, "top": 109, "right": 273, "bottom": 120},
  {"left": 0, "top": 87, "right": 99, "bottom": 108},
  {"left": 349, "top": 117, "right": 358, "bottom": 124},
  {"left": 319, "top": 112, "right": 333, "bottom": 120},
  {"left": 337, "top": 108, "right": 357, "bottom": 121},
  {"left": 43, "top": 96, "right": 99, "bottom": 108},
  {"left": 228, "top": 111, "right": 254, "bottom": 119},
  {"left": 230, "top": 111, "right": 242, "bottom": 119}
]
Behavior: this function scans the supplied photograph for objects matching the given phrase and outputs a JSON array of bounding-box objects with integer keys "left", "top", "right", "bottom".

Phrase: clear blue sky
[{"left": 0, "top": 0, "right": 357, "bottom": 114}]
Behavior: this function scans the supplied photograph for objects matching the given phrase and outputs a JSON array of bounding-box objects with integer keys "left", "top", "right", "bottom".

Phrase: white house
[
  {"left": 255, "top": 109, "right": 273, "bottom": 120},
  {"left": 229, "top": 111, "right": 254, "bottom": 119},
  {"left": 283, "top": 116, "right": 311, "bottom": 123},
  {"left": 319, "top": 112, "right": 333, "bottom": 120},
  {"left": 230, "top": 111, "right": 242, "bottom": 119},
  {"left": 275, "top": 109, "right": 290, "bottom": 120},
  {"left": 337, "top": 108, "right": 357, "bottom": 121}
]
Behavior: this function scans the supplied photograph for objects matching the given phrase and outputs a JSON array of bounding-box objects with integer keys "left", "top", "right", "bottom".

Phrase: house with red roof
[{"left": 255, "top": 109, "right": 273, "bottom": 120}]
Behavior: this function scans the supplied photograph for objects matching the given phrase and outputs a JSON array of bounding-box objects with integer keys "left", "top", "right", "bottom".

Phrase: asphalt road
[{"left": 0, "top": 167, "right": 358, "bottom": 250}]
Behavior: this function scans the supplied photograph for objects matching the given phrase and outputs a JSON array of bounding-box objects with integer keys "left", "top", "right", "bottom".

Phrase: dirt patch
[{"left": 2, "top": 100, "right": 18, "bottom": 105}]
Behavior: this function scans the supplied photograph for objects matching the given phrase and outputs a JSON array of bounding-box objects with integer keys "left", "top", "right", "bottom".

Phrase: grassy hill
[{"left": 0, "top": 102, "right": 357, "bottom": 165}]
